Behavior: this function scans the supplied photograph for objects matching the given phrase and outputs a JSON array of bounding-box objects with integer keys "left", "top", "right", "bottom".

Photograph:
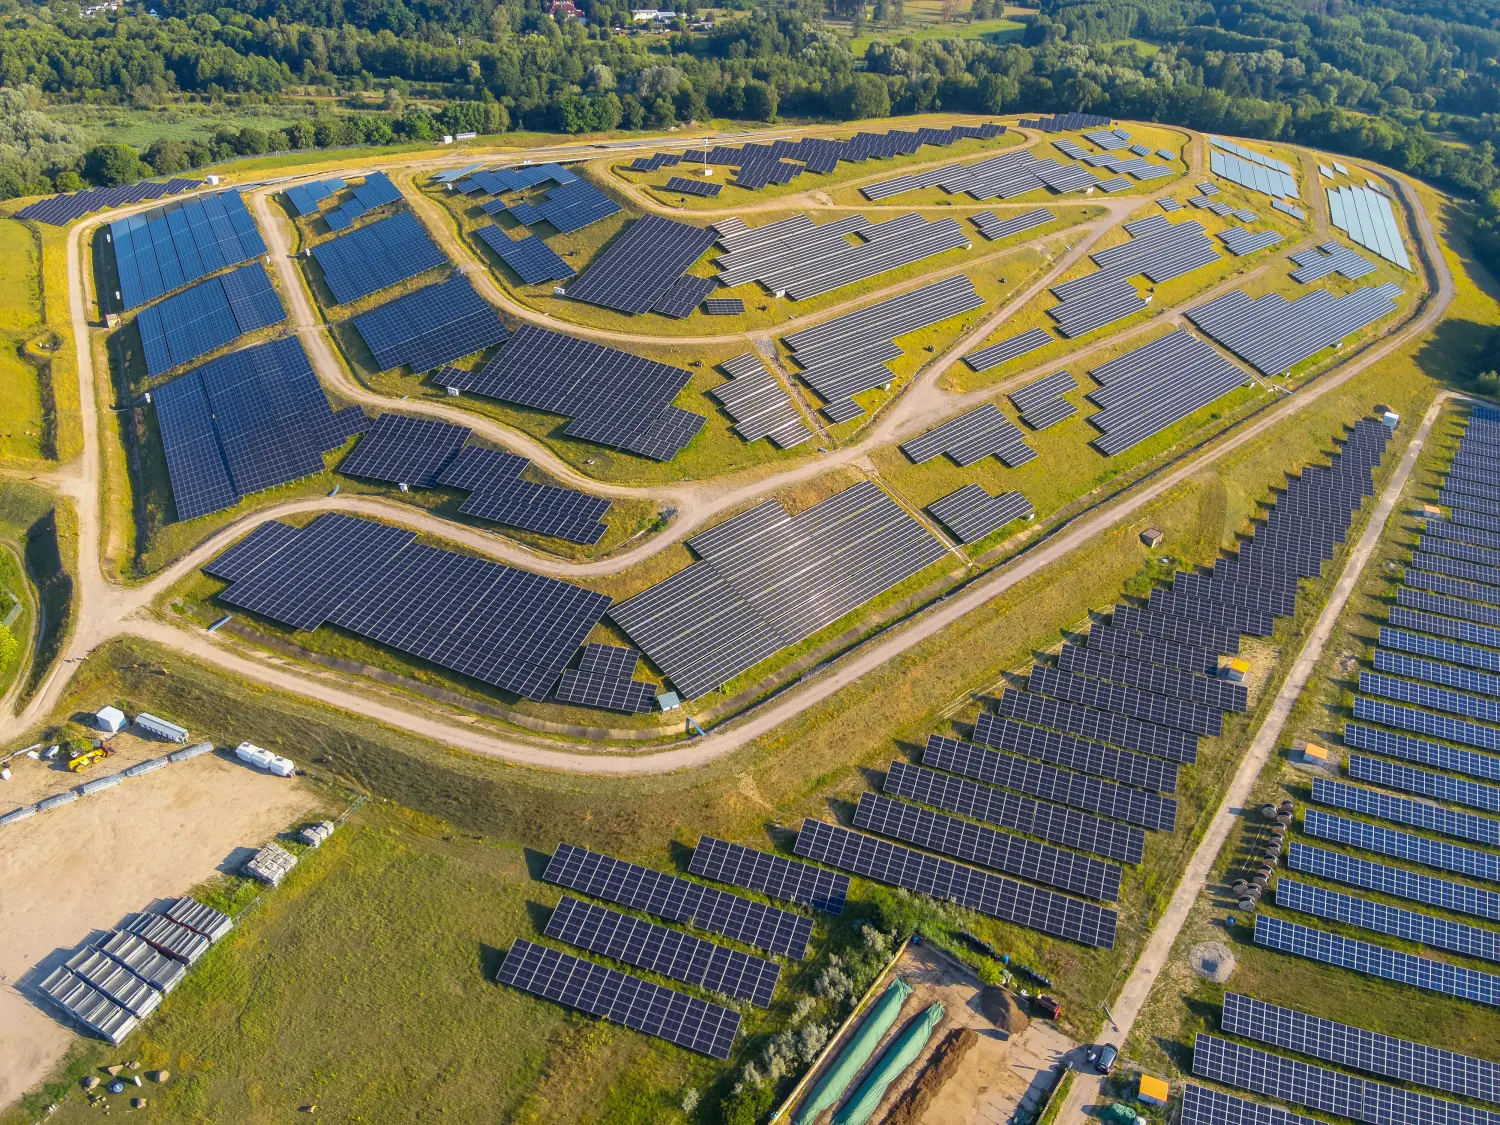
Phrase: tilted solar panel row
[
  {"left": 689, "top": 836, "right": 849, "bottom": 914},
  {"left": 109, "top": 191, "right": 266, "bottom": 310},
  {"left": 1304, "top": 806, "right": 1500, "bottom": 883},
  {"left": 1277, "top": 877, "right": 1500, "bottom": 965},
  {"left": 19, "top": 177, "right": 201, "bottom": 226},
  {"left": 1057, "top": 642, "right": 1247, "bottom": 711},
  {"left": 135, "top": 262, "right": 285, "bottom": 378},
  {"left": 972, "top": 711, "right": 1178, "bottom": 793},
  {"left": 1001, "top": 686, "right": 1200, "bottom": 763},
  {"left": 1347, "top": 716, "right": 1500, "bottom": 783},
  {"left": 1314, "top": 774, "right": 1500, "bottom": 847},
  {"left": 925, "top": 485, "right": 1033, "bottom": 544},
  {"left": 351, "top": 275, "right": 509, "bottom": 374}
]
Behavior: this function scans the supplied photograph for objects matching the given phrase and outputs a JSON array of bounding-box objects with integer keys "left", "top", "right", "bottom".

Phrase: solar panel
[
  {"left": 1087, "top": 622, "right": 1219, "bottom": 676},
  {"left": 565, "top": 215, "right": 716, "bottom": 315},
  {"left": 496, "top": 939, "right": 739, "bottom": 1058},
  {"left": 1314, "top": 776, "right": 1500, "bottom": 847},
  {"left": 1351, "top": 749, "right": 1500, "bottom": 814},
  {"left": 1030, "top": 663, "right": 1223, "bottom": 736},
  {"left": 1085, "top": 329, "right": 1249, "bottom": 455},
  {"left": 1058, "top": 642, "right": 1247, "bottom": 711},
  {"left": 609, "top": 481, "right": 947, "bottom": 699},
  {"left": 1206, "top": 136, "right": 1299, "bottom": 198},
  {"left": 338, "top": 413, "right": 469, "bottom": 486},
  {"left": 135, "top": 262, "right": 285, "bottom": 378},
  {"left": 1221, "top": 992, "right": 1500, "bottom": 1106},
  {"left": 1290, "top": 243, "right": 1376, "bottom": 283},
  {"left": 922, "top": 733, "right": 1175, "bottom": 831},
  {"left": 447, "top": 325, "right": 701, "bottom": 461},
  {"left": 1277, "top": 877, "right": 1500, "bottom": 964},
  {"left": 927, "top": 485, "right": 1034, "bottom": 544},
  {"left": 19, "top": 177, "right": 201, "bottom": 226},
  {"left": 476, "top": 226, "right": 574, "bottom": 285},
  {"left": 884, "top": 757, "right": 1142, "bottom": 865},
  {"left": 1218, "top": 227, "right": 1285, "bottom": 256},
  {"left": 1288, "top": 840, "right": 1500, "bottom": 925},
  {"left": 553, "top": 669, "right": 656, "bottom": 712},
  {"left": 209, "top": 513, "right": 609, "bottom": 699},
  {"left": 704, "top": 298, "right": 743, "bottom": 316},
  {"left": 1193, "top": 1031, "right": 1500, "bottom": 1124},
  {"left": 543, "top": 843, "right": 813, "bottom": 958},
  {"left": 651, "top": 274, "right": 718, "bottom": 319},
  {"left": 350, "top": 275, "right": 508, "bottom": 374},
  {"left": 1353, "top": 693, "right": 1500, "bottom": 755},
  {"left": 1186, "top": 283, "right": 1402, "bottom": 377},
  {"left": 1328, "top": 185, "right": 1412, "bottom": 270},
  {"left": 1180, "top": 1083, "right": 1318, "bottom": 1125},
  {"left": 707, "top": 354, "right": 812, "bottom": 448},
  {"left": 795, "top": 818, "right": 1116, "bottom": 947},
  {"left": 664, "top": 176, "right": 721, "bottom": 197},
  {"left": 1304, "top": 807, "right": 1500, "bottom": 883},
  {"left": 1112, "top": 602, "right": 1240, "bottom": 654},
  {"left": 545, "top": 895, "right": 779, "bottom": 1007},
  {"left": 900, "top": 404, "right": 1035, "bottom": 468},
  {"left": 311, "top": 212, "right": 447, "bottom": 305},
  {"left": 108, "top": 191, "right": 265, "bottom": 310},
  {"left": 1001, "top": 686, "right": 1200, "bottom": 763},
  {"left": 1347, "top": 716, "right": 1500, "bottom": 783},
  {"left": 972, "top": 711, "right": 1178, "bottom": 793},
  {"left": 689, "top": 836, "right": 849, "bottom": 913},
  {"left": 971, "top": 208, "right": 1053, "bottom": 241}
]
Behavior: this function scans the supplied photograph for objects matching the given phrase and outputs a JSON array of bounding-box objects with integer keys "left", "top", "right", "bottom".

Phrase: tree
[
  {"left": 54, "top": 169, "right": 82, "bottom": 192},
  {"left": 82, "top": 143, "right": 142, "bottom": 187},
  {"left": 743, "top": 78, "right": 778, "bottom": 121},
  {"left": 835, "top": 73, "right": 890, "bottom": 120}
]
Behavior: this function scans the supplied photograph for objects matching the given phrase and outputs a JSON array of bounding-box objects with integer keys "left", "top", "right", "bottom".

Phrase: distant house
[
  {"left": 631, "top": 8, "right": 674, "bottom": 21},
  {"left": 549, "top": 0, "right": 581, "bottom": 19}
]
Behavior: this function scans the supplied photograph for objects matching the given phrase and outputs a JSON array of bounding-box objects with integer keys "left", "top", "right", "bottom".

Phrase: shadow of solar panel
[
  {"left": 1221, "top": 992, "right": 1500, "bottom": 1107},
  {"left": 926, "top": 485, "right": 1033, "bottom": 544},
  {"left": 1193, "top": 1031, "right": 1500, "bottom": 1124},
  {"left": 338, "top": 413, "right": 470, "bottom": 486},
  {"left": 924, "top": 733, "right": 1175, "bottom": 831},
  {"left": 566, "top": 215, "right": 716, "bottom": 314},
  {"left": 652, "top": 274, "right": 718, "bottom": 318},
  {"left": 496, "top": 939, "right": 739, "bottom": 1058},
  {"left": 609, "top": 481, "right": 946, "bottom": 699},
  {"left": 210, "top": 512, "right": 610, "bottom": 698},
  {"left": 109, "top": 191, "right": 265, "bottom": 310},
  {"left": 882, "top": 759, "right": 1142, "bottom": 867},
  {"left": 554, "top": 668, "right": 656, "bottom": 711},
  {"left": 689, "top": 836, "right": 849, "bottom": 914},
  {"left": 974, "top": 711, "right": 1179, "bottom": 793},
  {"left": 543, "top": 843, "right": 812, "bottom": 958},
  {"left": 794, "top": 818, "right": 1117, "bottom": 948},
  {"left": 202, "top": 520, "right": 303, "bottom": 582},
  {"left": 312, "top": 212, "right": 447, "bottom": 305},
  {"left": 1278, "top": 877, "right": 1500, "bottom": 964},
  {"left": 545, "top": 896, "right": 779, "bottom": 1006},
  {"left": 475, "top": 226, "right": 574, "bottom": 285},
  {"left": 135, "top": 262, "right": 286, "bottom": 378},
  {"left": 350, "top": 275, "right": 509, "bottom": 373}
]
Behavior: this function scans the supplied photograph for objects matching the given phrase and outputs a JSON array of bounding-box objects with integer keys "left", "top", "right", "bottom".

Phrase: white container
[
  {"left": 235, "top": 742, "right": 275, "bottom": 770},
  {"left": 95, "top": 706, "right": 126, "bottom": 733},
  {"left": 268, "top": 756, "right": 295, "bottom": 778}
]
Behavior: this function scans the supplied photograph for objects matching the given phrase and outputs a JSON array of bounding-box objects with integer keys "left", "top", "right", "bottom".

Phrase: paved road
[{"left": 0, "top": 128, "right": 1452, "bottom": 784}]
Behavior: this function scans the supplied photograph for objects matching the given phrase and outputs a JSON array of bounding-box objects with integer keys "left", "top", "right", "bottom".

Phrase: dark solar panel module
[
  {"left": 312, "top": 212, "right": 447, "bottom": 305},
  {"left": 351, "top": 275, "right": 509, "bottom": 373},
  {"left": 565, "top": 215, "right": 716, "bottom": 315},
  {"left": 1289, "top": 839, "right": 1500, "bottom": 926},
  {"left": 900, "top": 404, "right": 1035, "bottom": 467},
  {"left": 689, "top": 836, "right": 849, "bottom": 914},
  {"left": 965, "top": 327, "right": 1053, "bottom": 372},
  {"left": 1086, "top": 329, "right": 1250, "bottom": 455},
  {"left": 135, "top": 262, "right": 285, "bottom": 378},
  {"left": 651, "top": 274, "right": 718, "bottom": 319},
  {"left": 665, "top": 176, "right": 721, "bottom": 197},
  {"left": 109, "top": 191, "right": 265, "bottom": 310},
  {"left": 476, "top": 227, "right": 575, "bottom": 285},
  {"left": 927, "top": 485, "right": 1033, "bottom": 544},
  {"left": 1277, "top": 877, "right": 1500, "bottom": 964},
  {"left": 19, "top": 177, "right": 201, "bottom": 226},
  {"left": 497, "top": 939, "right": 739, "bottom": 1058},
  {"left": 972, "top": 711, "right": 1179, "bottom": 793},
  {"left": 554, "top": 668, "right": 656, "bottom": 712},
  {"left": 1187, "top": 283, "right": 1402, "bottom": 376},
  {"left": 338, "top": 413, "right": 469, "bottom": 486}
]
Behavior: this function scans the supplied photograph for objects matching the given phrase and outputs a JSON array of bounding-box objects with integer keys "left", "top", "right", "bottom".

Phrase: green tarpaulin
[
  {"left": 832, "top": 1001, "right": 946, "bottom": 1125},
  {"left": 792, "top": 976, "right": 913, "bottom": 1125}
]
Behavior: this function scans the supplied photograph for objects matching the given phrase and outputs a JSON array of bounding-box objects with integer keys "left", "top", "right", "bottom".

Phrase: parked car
[{"left": 1086, "top": 1043, "right": 1119, "bottom": 1074}]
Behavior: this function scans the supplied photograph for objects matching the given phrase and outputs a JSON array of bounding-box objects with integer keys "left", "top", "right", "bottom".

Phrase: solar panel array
[
  {"left": 322, "top": 172, "right": 403, "bottom": 231},
  {"left": 782, "top": 274, "right": 984, "bottom": 421},
  {"left": 108, "top": 191, "right": 266, "bottom": 310},
  {"left": 1207, "top": 135, "right": 1300, "bottom": 199},
  {"left": 651, "top": 274, "right": 719, "bottom": 319},
  {"left": 544, "top": 895, "right": 779, "bottom": 1007},
  {"left": 1328, "top": 185, "right": 1411, "bottom": 269},
  {"left": 445, "top": 324, "right": 702, "bottom": 461},
  {"left": 135, "top": 262, "right": 285, "bottom": 378},
  {"left": 19, "top": 177, "right": 202, "bottom": 226},
  {"left": 708, "top": 352, "right": 812, "bottom": 448},
  {"left": 610, "top": 480, "right": 946, "bottom": 698},
  {"left": 497, "top": 939, "right": 740, "bottom": 1058},
  {"left": 153, "top": 336, "right": 363, "bottom": 520},
  {"left": 564, "top": 214, "right": 716, "bottom": 315},
  {"left": 1019, "top": 113, "right": 1112, "bottom": 131},
  {"left": 1273, "top": 199, "right": 1308, "bottom": 220},
  {"left": 1180, "top": 1084, "right": 1320, "bottom": 1125},
  {"left": 965, "top": 327, "right": 1053, "bottom": 373},
  {"left": 312, "top": 211, "right": 447, "bottom": 305},
  {"left": 339, "top": 413, "right": 470, "bottom": 487},
  {"left": 1084, "top": 328, "right": 1250, "bottom": 455},
  {"left": 1277, "top": 877, "right": 1500, "bottom": 963},
  {"left": 461, "top": 162, "right": 579, "bottom": 196},
  {"left": 899, "top": 403, "right": 1035, "bottom": 468},
  {"left": 205, "top": 513, "right": 610, "bottom": 697},
  {"left": 284, "top": 177, "right": 346, "bottom": 217},
  {"left": 689, "top": 836, "right": 850, "bottom": 913},
  {"left": 544, "top": 842, "right": 812, "bottom": 958},
  {"left": 504, "top": 178, "right": 622, "bottom": 235},
  {"left": 1221, "top": 992, "right": 1500, "bottom": 1106},
  {"left": 1186, "top": 282, "right": 1402, "bottom": 377},
  {"left": 1219, "top": 226, "right": 1284, "bottom": 256},
  {"left": 795, "top": 817, "right": 1116, "bottom": 947},
  {"left": 972, "top": 208, "right": 1053, "bottom": 241},
  {"left": 704, "top": 298, "right": 743, "bottom": 315},
  {"left": 351, "top": 274, "right": 509, "bottom": 373},
  {"left": 1290, "top": 241, "right": 1376, "bottom": 283},
  {"left": 664, "top": 176, "right": 720, "bottom": 197},
  {"left": 927, "top": 485, "right": 1034, "bottom": 544},
  {"left": 1010, "top": 369, "right": 1078, "bottom": 430},
  {"left": 973, "top": 710, "right": 1179, "bottom": 793},
  {"left": 1193, "top": 1031, "right": 1500, "bottom": 1124},
  {"left": 553, "top": 649, "right": 657, "bottom": 713},
  {"left": 711, "top": 211, "right": 971, "bottom": 301},
  {"left": 1046, "top": 215, "right": 1220, "bottom": 338},
  {"left": 476, "top": 226, "right": 574, "bottom": 285}
]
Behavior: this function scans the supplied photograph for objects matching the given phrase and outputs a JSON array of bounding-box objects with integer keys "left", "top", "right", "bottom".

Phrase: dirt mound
[
  {"left": 881, "top": 1027, "right": 978, "bottom": 1125},
  {"left": 979, "top": 987, "right": 1031, "bottom": 1034},
  {"left": 1190, "top": 940, "right": 1237, "bottom": 983}
]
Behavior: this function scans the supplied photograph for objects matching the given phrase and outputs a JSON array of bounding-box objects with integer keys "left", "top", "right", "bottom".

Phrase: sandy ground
[
  {"left": 799, "top": 942, "right": 1078, "bottom": 1125},
  {"left": 0, "top": 736, "right": 317, "bottom": 1109}
]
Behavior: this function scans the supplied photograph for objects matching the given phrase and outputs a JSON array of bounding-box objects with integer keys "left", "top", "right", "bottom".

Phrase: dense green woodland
[{"left": 3, "top": 0, "right": 1500, "bottom": 247}]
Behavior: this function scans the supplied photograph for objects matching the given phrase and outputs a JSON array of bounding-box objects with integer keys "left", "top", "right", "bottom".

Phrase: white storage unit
[
  {"left": 95, "top": 705, "right": 126, "bottom": 733},
  {"left": 134, "top": 713, "right": 189, "bottom": 743},
  {"left": 244, "top": 841, "right": 297, "bottom": 886},
  {"left": 235, "top": 742, "right": 275, "bottom": 769}
]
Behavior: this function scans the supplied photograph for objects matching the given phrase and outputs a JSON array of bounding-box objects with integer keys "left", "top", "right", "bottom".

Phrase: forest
[{"left": 2, "top": 0, "right": 1499, "bottom": 246}]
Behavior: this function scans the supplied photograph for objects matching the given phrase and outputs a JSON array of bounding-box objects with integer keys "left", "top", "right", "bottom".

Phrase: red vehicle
[{"left": 1034, "top": 994, "right": 1062, "bottom": 1019}]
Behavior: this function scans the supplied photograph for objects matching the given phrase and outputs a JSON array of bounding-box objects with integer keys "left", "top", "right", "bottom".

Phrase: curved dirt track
[{"left": 0, "top": 123, "right": 1450, "bottom": 782}]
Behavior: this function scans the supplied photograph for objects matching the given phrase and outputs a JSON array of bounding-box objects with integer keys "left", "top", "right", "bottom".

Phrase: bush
[{"left": 82, "top": 143, "right": 142, "bottom": 187}]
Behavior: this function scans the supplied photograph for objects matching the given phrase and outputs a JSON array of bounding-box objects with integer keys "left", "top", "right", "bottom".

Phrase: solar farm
[{"left": 26, "top": 112, "right": 1479, "bottom": 1125}]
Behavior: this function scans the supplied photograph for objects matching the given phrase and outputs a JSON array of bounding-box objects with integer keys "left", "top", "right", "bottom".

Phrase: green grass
[
  {"left": 0, "top": 480, "right": 75, "bottom": 705},
  {"left": 848, "top": 16, "right": 1026, "bottom": 53},
  {"left": 0, "top": 218, "right": 51, "bottom": 463}
]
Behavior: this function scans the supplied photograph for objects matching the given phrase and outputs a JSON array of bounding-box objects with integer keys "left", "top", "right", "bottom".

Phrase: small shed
[
  {"left": 95, "top": 706, "right": 126, "bottom": 734},
  {"left": 1140, "top": 528, "right": 1164, "bottom": 548},
  {"left": 1138, "top": 1074, "right": 1169, "bottom": 1106}
]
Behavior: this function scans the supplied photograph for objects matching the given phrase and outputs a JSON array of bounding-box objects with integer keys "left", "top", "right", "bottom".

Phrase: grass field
[{"left": 0, "top": 219, "right": 51, "bottom": 463}]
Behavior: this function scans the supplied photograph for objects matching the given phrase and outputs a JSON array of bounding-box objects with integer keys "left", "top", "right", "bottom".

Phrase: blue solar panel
[
  {"left": 1347, "top": 720, "right": 1500, "bottom": 783},
  {"left": 312, "top": 212, "right": 447, "bottom": 305},
  {"left": 1361, "top": 669, "right": 1500, "bottom": 723},
  {"left": 1375, "top": 647, "right": 1500, "bottom": 697},
  {"left": 1354, "top": 694, "right": 1500, "bottom": 754},
  {"left": 1350, "top": 753, "right": 1500, "bottom": 815},
  {"left": 476, "top": 227, "right": 574, "bottom": 285},
  {"left": 322, "top": 172, "right": 402, "bottom": 229},
  {"left": 350, "top": 275, "right": 509, "bottom": 373},
  {"left": 1289, "top": 840, "right": 1500, "bottom": 924},
  {"left": 110, "top": 192, "right": 266, "bottom": 310},
  {"left": 1390, "top": 604, "right": 1500, "bottom": 650},
  {"left": 1398, "top": 587, "right": 1500, "bottom": 630},
  {"left": 1305, "top": 807, "right": 1500, "bottom": 883},
  {"left": 136, "top": 263, "right": 285, "bottom": 378}
]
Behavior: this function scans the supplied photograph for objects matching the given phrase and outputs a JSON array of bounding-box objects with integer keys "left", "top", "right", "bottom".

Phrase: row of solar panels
[{"left": 18, "top": 177, "right": 201, "bottom": 226}]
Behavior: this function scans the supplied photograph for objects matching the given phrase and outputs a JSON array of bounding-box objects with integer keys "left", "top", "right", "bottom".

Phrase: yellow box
[
  {"left": 1226, "top": 657, "right": 1250, "bottom": 674},
  {"left": 1302, "top": 742, "right": 1330, "bottom": 763},
  {"left": 1138, "top": 1074, "right": 1170, "bottom": 1106}
]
